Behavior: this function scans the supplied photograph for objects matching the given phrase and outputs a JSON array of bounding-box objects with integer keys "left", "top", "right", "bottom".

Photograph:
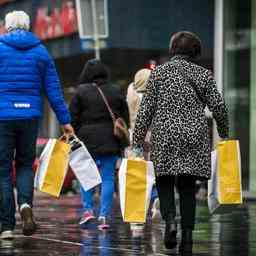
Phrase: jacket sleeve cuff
[{"left": 58, "top": 112, "right": 71, "bottom": 125}]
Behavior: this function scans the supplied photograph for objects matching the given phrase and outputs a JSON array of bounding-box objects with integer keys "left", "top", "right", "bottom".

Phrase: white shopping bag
[
  {"left": 119, "top": 158, "right": 155, "bottom": 223},
  {"left": 34, "top": 139, "right": 55, "bottom": 190},
  {"left": 69, "top": 137, "right": 102, "bottom": 191},
  {"left": 208, "top": 150, "right": 220, "bottom": 214}
]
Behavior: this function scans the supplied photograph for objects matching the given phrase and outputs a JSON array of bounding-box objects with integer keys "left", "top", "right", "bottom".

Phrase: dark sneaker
[
  {"left": 179, "top": 229, "right": 193, "bottom": 255},
  {"left": 1, "top": 230, "right": 14, "bottom": 240},
  {"left": 98, "top": 216, "right": 110, "bottom": 230},
  {"left": 20, "top": 206, "right": 37, "bottom": 236},
  {"left": 79, "top": 211, "right": 96, "bottom": 226},
  {"left": 164, "top": 223, "right": 177, "bottom": 249}
]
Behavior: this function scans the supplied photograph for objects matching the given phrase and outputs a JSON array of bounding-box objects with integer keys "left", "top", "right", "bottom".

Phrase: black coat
[{"left": 69, "top": 83, "right": 129, "bottom": 155}]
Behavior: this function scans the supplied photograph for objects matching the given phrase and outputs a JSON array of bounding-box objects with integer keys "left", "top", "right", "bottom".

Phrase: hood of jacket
[{"left": 0, "top": 29, "right": 41, "bottom": 50}]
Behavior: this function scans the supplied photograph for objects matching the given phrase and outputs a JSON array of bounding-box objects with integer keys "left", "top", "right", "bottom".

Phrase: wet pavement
[{"left": 0, "top": 194, "right": 255, "bottom": 256}]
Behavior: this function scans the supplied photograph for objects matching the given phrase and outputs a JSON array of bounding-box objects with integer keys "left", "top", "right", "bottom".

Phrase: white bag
[
  {"left": 208, "top": 150, "right": 220, "bottom": 214},
  {"left": 119, "top": 158, "right": 155, "bottom": 223},
  {"left": 34, "top": 139, "right": 55, "bottom": 190},
  {"left": 69, "top": 137, "right": 102, "bottom": 191}
]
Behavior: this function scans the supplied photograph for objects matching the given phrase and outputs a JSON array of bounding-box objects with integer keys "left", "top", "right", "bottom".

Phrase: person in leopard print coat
[{"left": 133, "top": 31, "right": 229, "bottom": 254}]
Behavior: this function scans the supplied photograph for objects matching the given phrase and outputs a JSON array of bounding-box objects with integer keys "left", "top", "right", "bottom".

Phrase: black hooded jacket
[{"left": 69, "top": 82, "right": 129, "bottom": 155}]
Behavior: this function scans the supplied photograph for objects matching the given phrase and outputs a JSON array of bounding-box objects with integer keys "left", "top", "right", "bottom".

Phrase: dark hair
[
  {"left": 79, "top": 59, "right": 109, "bottom": 85},
  {"left": 169, "top": 31, "right": 202, "bottom": 59}
]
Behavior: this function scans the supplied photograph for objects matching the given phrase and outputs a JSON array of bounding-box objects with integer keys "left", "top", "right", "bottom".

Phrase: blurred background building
[
  {"left": 0, "top": 0, "right": 214, "bottom": 134},
  {"left": 0, "top": 0, "right": 255, "bottom": 193},
  {"left": 215, "top": 0, "right": 255, "bottom": 192}
]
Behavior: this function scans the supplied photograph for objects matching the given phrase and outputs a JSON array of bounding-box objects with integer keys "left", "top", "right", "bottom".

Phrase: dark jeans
[
  {"left": 0, "top": 119, "right": 38, "bottom": 231},
  {"left": 155, "top": 175, "right": 196, "bottom": 230}
]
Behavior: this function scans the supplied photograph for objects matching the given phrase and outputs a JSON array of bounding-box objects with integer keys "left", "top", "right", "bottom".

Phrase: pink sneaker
[
  {"left": 79, "top": 211, "right": 95, "bottom": 225},
  {"left": 98, "top": 216, "right": 110, "bottom": 230}
]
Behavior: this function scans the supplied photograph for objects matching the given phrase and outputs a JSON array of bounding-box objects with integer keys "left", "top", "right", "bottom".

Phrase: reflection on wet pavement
[{"left": 0, "top": 194, "right": 255, "bottom": 255}]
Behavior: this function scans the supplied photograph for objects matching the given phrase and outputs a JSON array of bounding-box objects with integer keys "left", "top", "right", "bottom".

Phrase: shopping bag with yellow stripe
[
  {"left": 208, "top": 140, "right": 242, "bottom": 214},
  {"left": 119, "top": 158, "right": 155, "bottom": 223},
  {"left": 34, "top": 137, "right": 71, "bottom": 197}
]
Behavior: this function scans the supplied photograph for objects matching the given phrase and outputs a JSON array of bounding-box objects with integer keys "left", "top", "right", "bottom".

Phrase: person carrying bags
[
  {"left": 127, "top": 69, "right": 160, "bottom": 223},
  {"left": 0, "top": 11, "right": 73, "bottom": 240},
  {"left": 132, "top": 31, "right": 229, "bottom": 254},
  {"left": 69, "top": 59, "right": 129, "bottom": 230}
]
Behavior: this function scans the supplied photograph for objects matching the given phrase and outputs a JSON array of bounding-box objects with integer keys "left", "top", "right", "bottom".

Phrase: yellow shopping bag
[
  {"left": 218, "top": 140, "right": 242, "bottom": 204},
  {"left": 119, "top": 158, "right": 155, "bottom": 223},
  {"left": 208, "top": 140, "right": 242, "bottom": 214},
  {"left": 34, "top": 137, "right": 71, "bottom": 197}
]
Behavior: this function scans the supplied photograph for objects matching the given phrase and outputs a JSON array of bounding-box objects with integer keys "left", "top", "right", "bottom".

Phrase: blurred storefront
[
  {"left": 0, "top": 0, "right": 215, "bottom": 138},
  {"left": 215, "top": 0, "right": 256, "bottom": 192}
]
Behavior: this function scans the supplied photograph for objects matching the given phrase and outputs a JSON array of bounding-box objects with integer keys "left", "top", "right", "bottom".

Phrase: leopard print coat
[{"left": 133, "top": 55, "right": 229, "bottom": 179}]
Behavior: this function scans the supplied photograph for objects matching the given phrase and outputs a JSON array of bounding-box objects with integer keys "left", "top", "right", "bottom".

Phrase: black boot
[
  {"left": 164, "top": 222, "right": 177, "bottom": 249},
  {"left": 179, "top": 229, "right": 193, "bottom": 255}
]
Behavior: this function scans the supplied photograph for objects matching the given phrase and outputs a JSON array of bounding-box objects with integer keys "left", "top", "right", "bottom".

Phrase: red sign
[
  {"left": 33, "top": 0, "right": 78, "bottom": 40},
  {"left": 0, "top": 0, "right": 78, "bottom": 40},
  {"left": 0, "top": 0, "right": 14, "bottom": 5}
]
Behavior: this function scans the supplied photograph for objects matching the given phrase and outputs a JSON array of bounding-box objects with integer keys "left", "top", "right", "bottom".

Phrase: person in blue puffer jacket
[{"left": 0, "top": 11, "right": 74, "bottom": 240}]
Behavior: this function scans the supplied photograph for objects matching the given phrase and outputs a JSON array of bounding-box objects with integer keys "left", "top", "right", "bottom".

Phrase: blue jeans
[
  {"left": 80, "top": 154, "right": 118, "bottom": 217},
  {"left": 0, "top": 120, "right": 38, "bottom": 231},
  {"left": 151, "top": 186, "right": 158, "bottom": 202}
]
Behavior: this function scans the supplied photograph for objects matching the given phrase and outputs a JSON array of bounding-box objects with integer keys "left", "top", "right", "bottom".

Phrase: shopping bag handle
[
  {"left": 68, "top": 134, "right": 87, "bottom": 152},
  {"left": 69, "top": 134, "right": 80, "bottom": 145},
  {"left": 59, "top": 134, "right": 71, "bottom": 143}
]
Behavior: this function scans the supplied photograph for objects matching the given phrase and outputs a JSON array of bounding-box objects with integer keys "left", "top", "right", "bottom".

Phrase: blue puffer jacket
[{"left": 0, "top": 30, "right": 71, "bottom": 124}]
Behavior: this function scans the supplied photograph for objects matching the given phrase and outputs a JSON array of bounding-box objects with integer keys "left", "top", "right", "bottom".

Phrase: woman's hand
[{"left": 130, "top": 146, "right": 144, "bottom": 158}]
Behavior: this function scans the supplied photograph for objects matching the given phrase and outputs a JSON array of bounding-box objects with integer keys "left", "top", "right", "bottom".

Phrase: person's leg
[
  {"left": 177, "top": 175, "right": 197, "bottom": 254},
  {"left": 98, "top": 155, "right": 117, "bottom": 218},
  {"left": 155, "top": 175, "right": 176, "bottom": 223},
  {"left": 79, "top": 186, "right": 96, "bottom": 225},
  {"left": 15, "top": 119, "right": 38, "bottom": 236},
  {"left": 0, "top": 121, "right": 16, "bottom": 234},
  {"left": 177, "top": 175, "right": 196, "bottom": 230},
  {"left": 151, "top": 185, "right": 158, "bottom": 202},
  {"left": 151, "top": 185, "right": 161, "bottom": 221},
  {"left": 80, "top": 186, "right": 94, "bottom": 212},
  {"left": 155, "top": 175, "right": 177, "bottom": 249},
  {"left": 15, "top": 120, "right": 38, "bottom": 207}
]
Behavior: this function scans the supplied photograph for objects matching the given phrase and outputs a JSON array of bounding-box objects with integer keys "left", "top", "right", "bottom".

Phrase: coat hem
[{"left": 155, "top": 171, "right": 210, "bottom": 180}]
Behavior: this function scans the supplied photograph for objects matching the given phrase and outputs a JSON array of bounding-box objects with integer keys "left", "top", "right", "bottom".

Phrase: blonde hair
[
  {"left": 134, "top": 68, "right": 151, "bottom": 92},
  {"left": 5, "top": 11, "right": 30, "bottom": 32}
]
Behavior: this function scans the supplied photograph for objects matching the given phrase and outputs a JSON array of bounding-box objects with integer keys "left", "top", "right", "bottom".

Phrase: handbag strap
[{"left": 93, "top": 83, "right": 117, "bottom": 123}]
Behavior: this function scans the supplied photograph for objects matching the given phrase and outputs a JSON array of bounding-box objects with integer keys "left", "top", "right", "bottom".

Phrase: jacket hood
[{"left": 0, "top": 30, "right": 41, "bottom": 50}]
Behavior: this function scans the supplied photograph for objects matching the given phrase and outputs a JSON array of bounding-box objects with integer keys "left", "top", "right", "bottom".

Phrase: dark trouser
[
  {"left": 0, "top": 120, "right": 38, "bottom": 232},
  {"left": 155, "top": 175, "right": 196, "bottom": 230}
]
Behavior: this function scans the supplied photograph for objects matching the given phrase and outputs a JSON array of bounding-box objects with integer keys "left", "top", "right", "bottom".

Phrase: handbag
[{"left": 93, "top": 83, "right": 130, "bottom": 147}]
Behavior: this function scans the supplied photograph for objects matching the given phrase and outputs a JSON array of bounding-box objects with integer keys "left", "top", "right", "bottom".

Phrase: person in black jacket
[{"left": 69, "top": 59, "right": 129, "bottom": 229}]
